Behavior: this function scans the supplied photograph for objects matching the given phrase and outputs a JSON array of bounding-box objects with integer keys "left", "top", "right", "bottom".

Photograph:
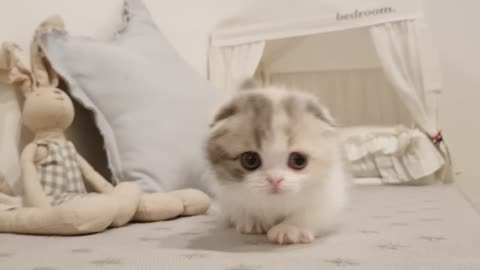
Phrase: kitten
[{"left": 206, "top": 81, "right": 350, "bottom": 245}]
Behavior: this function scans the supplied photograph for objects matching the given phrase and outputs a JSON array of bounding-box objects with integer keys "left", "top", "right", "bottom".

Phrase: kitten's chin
[
  {"left": 253, "top": 187, "right": 298, "bottom": 197},
  {"left": 267, "top": 190, "right": 288, "bottom": 197}
]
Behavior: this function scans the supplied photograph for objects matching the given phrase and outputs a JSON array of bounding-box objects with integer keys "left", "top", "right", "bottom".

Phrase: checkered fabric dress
[{"left": 36, "top": 140, "right": 87, "bottom": 206}]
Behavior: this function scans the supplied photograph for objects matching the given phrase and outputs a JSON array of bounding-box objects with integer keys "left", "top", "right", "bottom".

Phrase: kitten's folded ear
[
  {"left": 306, "top": 100, "right": 337, "bottom": 127},
  {"left": 210, "top": 80, "right": 256, "bottom": 128},
  {"left": 237, "top": 78, "right": 261, "bottom": 91},
  {"left": 210, "top": 102, "right": 237, "bottom": 128}
]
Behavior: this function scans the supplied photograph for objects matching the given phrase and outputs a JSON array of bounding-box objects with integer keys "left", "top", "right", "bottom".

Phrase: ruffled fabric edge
[{"left": 340, "top": 126, "right": 445, "bottom": 184}]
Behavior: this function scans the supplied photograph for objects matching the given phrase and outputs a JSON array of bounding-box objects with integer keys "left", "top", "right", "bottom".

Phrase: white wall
[
  {"left": 423, "top": 0, "right": 480, "bottom": 209},
  {"left": 0, "top": 0, "right": 478, "bottom": 207},
  {"left": 0, "top": 0, "right": 243, "bottom": 71}
]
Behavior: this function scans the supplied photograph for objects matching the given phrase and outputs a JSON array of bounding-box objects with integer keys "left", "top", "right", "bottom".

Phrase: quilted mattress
[{"left": 1, "top": 184, "right": 479, "bottom": 270}]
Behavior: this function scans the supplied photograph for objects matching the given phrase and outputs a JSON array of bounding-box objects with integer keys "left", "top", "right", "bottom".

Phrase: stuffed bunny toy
[{"left": 0, "top": 18, "right": 210, "bottom": 235}]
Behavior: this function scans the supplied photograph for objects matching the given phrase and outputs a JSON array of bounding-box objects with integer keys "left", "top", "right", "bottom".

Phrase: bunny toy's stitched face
[
  {"left": 207, "top": 87, "right": 338, "bottom": 197},
  {"left": 22, "top": 87, "right": 74, "bottom": 132}
]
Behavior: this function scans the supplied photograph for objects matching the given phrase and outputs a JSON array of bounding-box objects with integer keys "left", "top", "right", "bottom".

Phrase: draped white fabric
[
  {"left": 370, "top": 21, "right": 453, "bottom": 183},
  {"left": 208, "top": 41, "right": 265, "bottom": 93},
  {"left": 370, "top": 21, "right": 437, "bottom": 136}
]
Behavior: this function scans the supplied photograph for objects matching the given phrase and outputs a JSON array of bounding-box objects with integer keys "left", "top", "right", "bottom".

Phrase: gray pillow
[{"left": 38, "top": 0, "right": 225, "bottom": 192}]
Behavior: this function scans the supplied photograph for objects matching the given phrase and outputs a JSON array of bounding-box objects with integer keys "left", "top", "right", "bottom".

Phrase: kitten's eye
[
  {"left": 288, "top": 152, "right": 308, "bottom": 170},
  {"left": 240, "top": 152, "right": 262, "bottom": 171}
]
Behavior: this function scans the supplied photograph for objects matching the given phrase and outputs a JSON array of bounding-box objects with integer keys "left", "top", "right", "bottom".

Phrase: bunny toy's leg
[
  {"left": 167, "top": 189, "right": 210, "bottom": 216},
  {"left": 132, "top": 189, "right": 210, "bottom": 222},
  {"left": 133, "top": 193, "right": 184, "bottom": 222},
  {"left": 108, "top": 182, "right": 141, "bottom": 227},
  {"left": 0, "top": 194, "right": 118, "bottom": 235},
  {"left": 77, "top": 152, "right": 206, "bottom": 223},
  {"left": 76, "top": 154, "right": 141, "bottom": 227}
]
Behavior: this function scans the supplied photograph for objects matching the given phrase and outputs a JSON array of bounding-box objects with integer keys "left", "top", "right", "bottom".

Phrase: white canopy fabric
[
  {"left": 208, "top": 0, "right": 442, "bottom": 93},
  {"left": 211, "top": 0, "right": 423, "bottom": 47},
  {"left": 207, "top": 0, "right": 453, "bottom": 183}
]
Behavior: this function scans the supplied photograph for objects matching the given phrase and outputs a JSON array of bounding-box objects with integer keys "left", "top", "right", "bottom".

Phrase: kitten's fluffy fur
[{"left": 206, "top": 82, "right": 349, "bottom": 245}]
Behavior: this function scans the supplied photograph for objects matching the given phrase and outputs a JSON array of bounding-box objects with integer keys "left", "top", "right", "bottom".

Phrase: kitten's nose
[{"left": 267, "top": 176, "right": 284, "bottom": 186}]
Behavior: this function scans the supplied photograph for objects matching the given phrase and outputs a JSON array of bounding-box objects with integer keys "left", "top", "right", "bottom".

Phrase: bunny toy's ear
[
  {"left": 0, "top": 42, "right": 34, "bottom": 97},
  {"left": 0, "top": 16, "right": 66, "bottom": 96},
  {"left": 30, "top": 15, "right": 65, "bottom": 89}
]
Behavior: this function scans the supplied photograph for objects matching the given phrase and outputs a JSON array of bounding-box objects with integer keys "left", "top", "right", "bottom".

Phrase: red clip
[{"left": 431, "top": 131, "right": 443, "bottom": 145}]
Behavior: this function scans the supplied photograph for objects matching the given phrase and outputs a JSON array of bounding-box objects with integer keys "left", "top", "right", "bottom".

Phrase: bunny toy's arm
[
  {"left": 20, "top": 143, "right": 50, "bottom": 207},
  {"left": 76, "top": 153, "right": 115, "bottom": 193}
]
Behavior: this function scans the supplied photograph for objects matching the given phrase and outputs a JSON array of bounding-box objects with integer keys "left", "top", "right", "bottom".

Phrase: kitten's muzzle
[{"left": 267, "top": 176, "right": 284, "bottom": 194}]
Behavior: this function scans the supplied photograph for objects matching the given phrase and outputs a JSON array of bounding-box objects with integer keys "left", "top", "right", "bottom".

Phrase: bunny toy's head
[
  {"left": 22, "top": 87, "right": 74, "bottom": 133},
  {"left": 1, "top": 16, "right": 74, "bottom": 134}
]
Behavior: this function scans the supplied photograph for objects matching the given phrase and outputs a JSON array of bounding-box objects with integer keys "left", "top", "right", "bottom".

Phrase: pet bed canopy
[{"left": 207, "top": 0, "right": 453, "bottom": 184}]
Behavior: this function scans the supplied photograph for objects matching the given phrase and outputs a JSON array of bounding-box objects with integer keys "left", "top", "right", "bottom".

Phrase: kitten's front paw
[
  {"left": 234, "top": 220, "right": 267, "bottom": 235},
  {"left": 267, "top": 223, "right": 314, "bottom": 245}
]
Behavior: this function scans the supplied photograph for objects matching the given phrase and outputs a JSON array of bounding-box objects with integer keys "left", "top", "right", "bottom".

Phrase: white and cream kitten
[{"left": 206, "top": 82, "right": 349, "bottom": 245}]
